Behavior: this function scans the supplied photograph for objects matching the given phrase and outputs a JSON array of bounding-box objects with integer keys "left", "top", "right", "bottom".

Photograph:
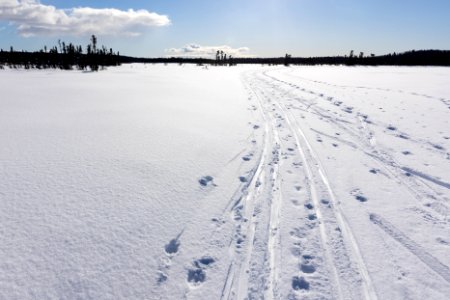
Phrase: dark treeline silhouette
[
  {"left": 119, "top": 50, "right": 450, "bottom": 67},
  {"left": 1, "top": 45, "right": 450, "bottom": 70},
  {"left": 0, "top": 35, "right": 120, "bottom": 71},
  {"left": 214, "top": 50, "right": 236, "bottom": 66}
]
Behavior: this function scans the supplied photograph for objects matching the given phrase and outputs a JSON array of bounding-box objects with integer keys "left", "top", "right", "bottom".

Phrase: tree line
[
  {"left": 0, "top": 35, "right": 120, "bottom": 71},
  {"left": 1, "top": 42, "right": 449, "bottom": 70},
  {"left": 121, "top": 50, "right": 450, "bottom": 67}
]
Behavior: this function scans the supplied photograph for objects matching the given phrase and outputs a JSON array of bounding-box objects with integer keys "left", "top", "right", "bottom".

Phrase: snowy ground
[{"left": 1, "top": 64, "right": 449, "bottom": 300}]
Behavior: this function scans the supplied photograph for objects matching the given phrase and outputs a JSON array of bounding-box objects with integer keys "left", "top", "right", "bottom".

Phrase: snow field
[{"left": 1, "top": 64, "right": 450, "bottom": 299}]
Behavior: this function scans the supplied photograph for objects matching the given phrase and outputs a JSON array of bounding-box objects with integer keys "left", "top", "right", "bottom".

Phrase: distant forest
[
  {"left": 1, "top": 37, "right": 450, "bottom": 70},
  {"left": 0, "top": 35, "right": 121, "bottom": 71},
  {"left": 129, "top": 50, "right": 450, "bottom": 67}
]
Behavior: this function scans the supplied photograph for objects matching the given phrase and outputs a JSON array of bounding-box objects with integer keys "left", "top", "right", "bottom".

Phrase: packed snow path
[
  {"left": 176, "top": 67, "right": 450, "bottom": 300},
  {"left": 1, "top": 65, "right": 450, "bottom": 300}
]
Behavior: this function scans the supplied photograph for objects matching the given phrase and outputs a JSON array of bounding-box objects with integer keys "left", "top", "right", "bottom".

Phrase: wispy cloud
[
  {"left": 166, "top": 44, "right": 254, "bottom": 58},
  {"left": 0, "top": 0, "right": 170, "bottom": 37}
]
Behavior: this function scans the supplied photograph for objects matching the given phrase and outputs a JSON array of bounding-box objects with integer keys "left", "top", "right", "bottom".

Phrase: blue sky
[{"left": 1, "top": 0, "right": 450, "bottom": 58}]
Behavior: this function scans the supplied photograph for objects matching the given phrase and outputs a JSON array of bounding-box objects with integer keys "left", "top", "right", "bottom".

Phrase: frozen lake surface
[{"left": 1, "top": 64, "right": 450, "bottom": 299}]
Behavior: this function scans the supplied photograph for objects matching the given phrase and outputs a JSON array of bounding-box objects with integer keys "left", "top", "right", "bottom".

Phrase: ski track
[
  {"left": 217, "top": 69, "right": 379, "bottom": 299},
  {"left": 275, "top": 100, "right": 377, "bottom": 300},
  {"left": 261, "top": 70, "right": 450, "bottom": 221},
  {"left": 220, "top": 74, "right": 277, "bottom": 300},
  {"left": 166, "top": 67, "right": 450, "bottom": 300},
  {"left": 259, "top": 70, "right": 377, "bottom": 300},
  {"left": 370, "top": 213, "right": 450, "bottom": 284}
]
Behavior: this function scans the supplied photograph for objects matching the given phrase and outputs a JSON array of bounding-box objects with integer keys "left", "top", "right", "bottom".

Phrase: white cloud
[
  {"left": 0, "top": 0, "right": 170, "bottom": 37},
  {"left": 166, "top": 44, "right": 254, "bottom": 58}
]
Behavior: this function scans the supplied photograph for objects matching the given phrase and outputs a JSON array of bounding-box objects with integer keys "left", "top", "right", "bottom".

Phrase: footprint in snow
[
  {"left": 355, "top": 195, "right": 368, "bottom": 202},
  {"left": 302, "top": 254, "right": 314, "bottom": 261},
  {"left": 304, "top": 203, "right": 314, "bottom": 210},
  {"left": 164, "top": 230, "right": 184, "bottom": 255},
  {"left": 369, "top": 168, "right": 379, "bottom": 174},
  {"left": 199, "top": 176, "right": 214, "bottom": 187},
  {"left": 165, "top": 238, "right": 180, "bottom": 255},
  {"left": 387, "top": 125, "right": 397, "bottom": 131},
  {"left": 187, "top": 257, "right": 215, "bottom": 286},
  {"left": 194, "top": 257, "right": 215, "bottom": 268},
  {"left": 436, "top": 237, "right": 449, "bottom": 245},
  {"left": 432, "top": 144, "right": 445, "bottom": 150},
  {"left": 307, "top": 214, "right": 317, "bottom": 221},
  {"left": 292, "top": 276, "right": 310, "bottom": 290},
  {"left": 242, "top": 155, "right": 252, "bottom": 161},
  {"left": 157, "top": 272, "right": 168, "bottom": 284},
  {"left": 343, "top": 107, "right": 353, "bottom": 114},
  {"left": 291, "top": 199, "right": 300, "bottom": 206},
  {"left": 300, "top": 263, "right": 316, "bottom": 274},
  {"left": 351, "top": 189, "right": 368, "bottom": 202},
  {"left": 320, "top": 199, "right": 330, "bottom": 205},
  {"left": 239, "top": 176, "right": 248, "bottom": 183},
  {"left": 158, "top": 231, "right": 184, "bottom": 284},
  {"left": 187, "top": 269, "right": 206, "bottom": 285},
  {"left": 293, "top": 162, "right": 302, "bottom": 168}
]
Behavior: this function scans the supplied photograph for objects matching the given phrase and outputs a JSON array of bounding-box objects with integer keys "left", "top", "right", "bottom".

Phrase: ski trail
[
  {"left": 260, "top": 70, "right": 378, "bottom": 300},
  {"left": 221, "top": 119, "right": 269, "bottom": 300},
  {"left": 236, "top": 77, "right": 272, "bottom": 300},
  {"left": 283, "top": 106, "right": 345, "bottom": 300},
  {"left": 220, "top": 71, "right": 278, "bottom": 300},
  {"left": 279, "top": 103, "right": 377, "bottom": 300},
  {"left": 265, "top": 118, "right": 282, "bottom": 300},
  {"left": 285, "top": 71, "right": 450, "bottom": 108},
  {"left": 262, "top": 69, "right": 449, "bottom": 221},
  {"left": 238, "top": 74, "right": 283, "bottom": 300},
  {"left": 248, "top": 71, "right": 348, "bottom": 299},
  {"left": 179, "top": 67, "right": 447, "bottom": 299},
  {"left": 370, "top": 213, "right": 450, "bottom": 284},
  {"left": 401, "top": 167, "right": 450, "bottom": 190}
]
